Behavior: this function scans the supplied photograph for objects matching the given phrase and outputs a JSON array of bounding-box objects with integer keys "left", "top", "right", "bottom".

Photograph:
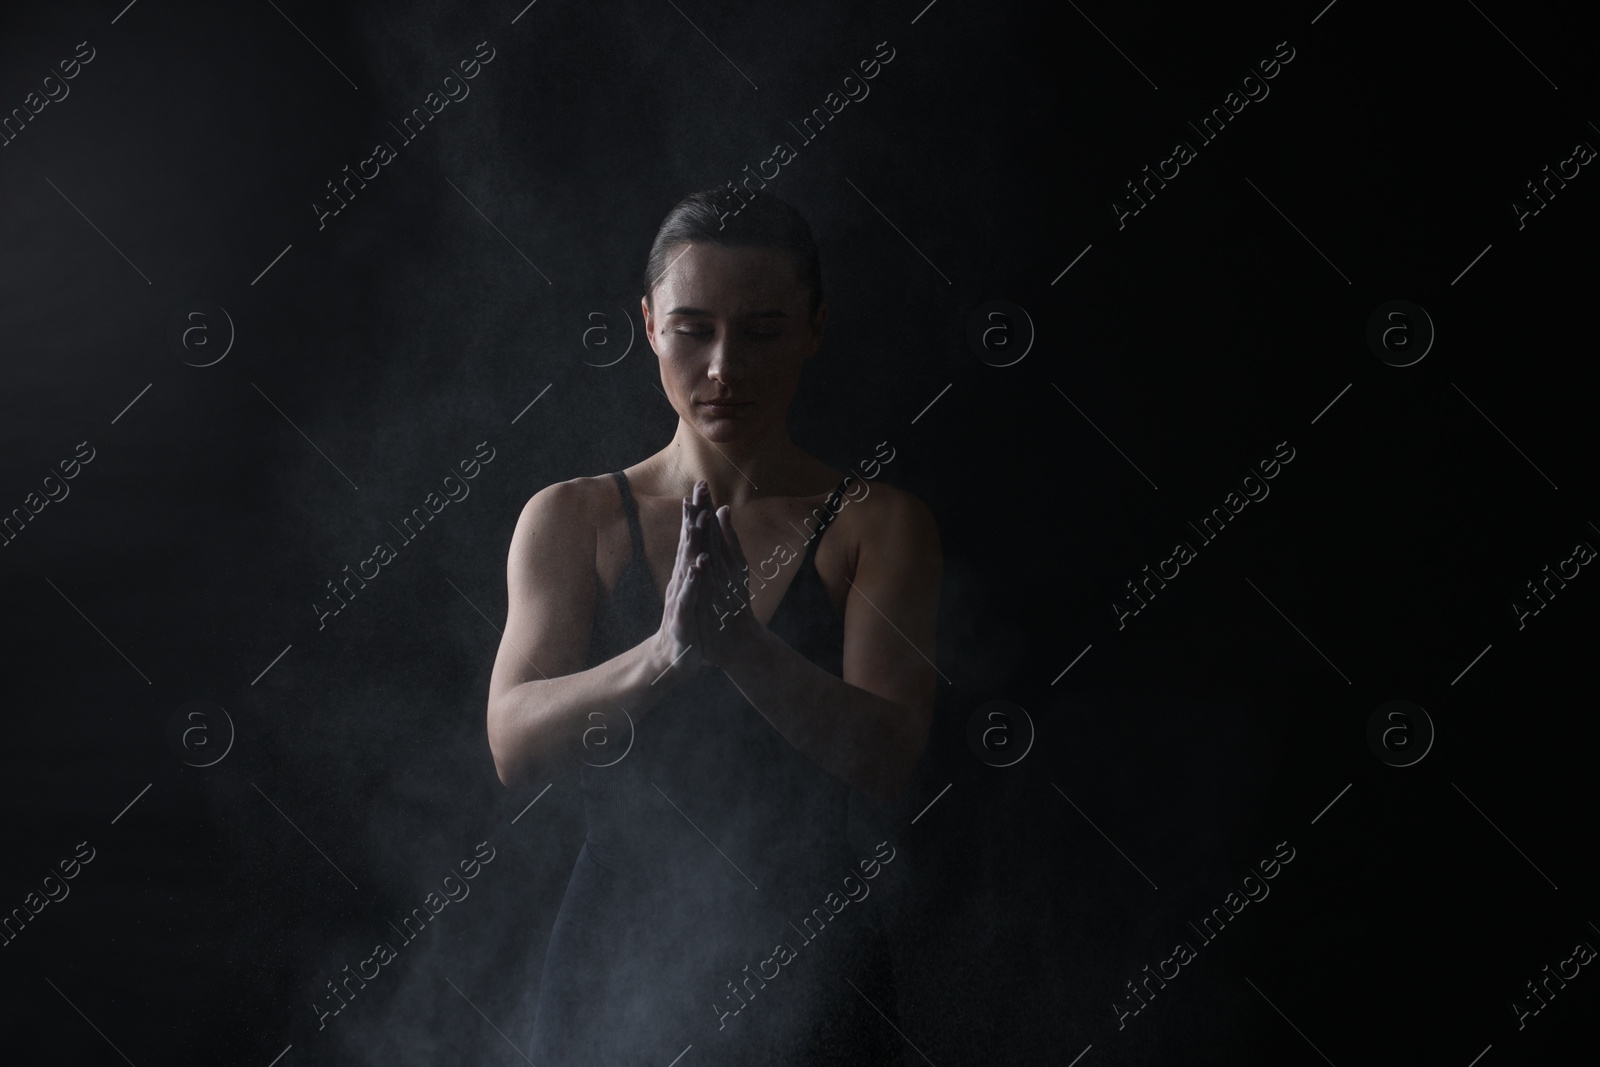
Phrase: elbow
[
  {"left": 489, "top": 742, "right": 520, "bottom": 790},
  {"left": 486, "top": 701, "right": 529, "bottom": 789},
  {"left": 492, "top": 744, "right": 532, "bottom": 790},
  {"left": 493, "top": 751, "right": 523, "bottom": 790}
]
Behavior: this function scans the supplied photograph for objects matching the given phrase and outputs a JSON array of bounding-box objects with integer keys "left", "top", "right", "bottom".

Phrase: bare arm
[
  {"left": 702, "top": 487, "right": 941, "bottom": 805},
  {"left": 486, "top": 481, "right": 707, "bottom": 787}
]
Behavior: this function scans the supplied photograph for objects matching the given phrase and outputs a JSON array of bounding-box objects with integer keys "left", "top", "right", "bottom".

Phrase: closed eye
[{"left": 671, "top": 327, "right": 783, "bottom": 339}]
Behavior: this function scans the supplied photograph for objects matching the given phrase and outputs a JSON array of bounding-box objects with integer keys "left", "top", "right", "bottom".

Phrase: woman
[{"left": 486, "top": 190, "right": 942, "bottom": 1064}]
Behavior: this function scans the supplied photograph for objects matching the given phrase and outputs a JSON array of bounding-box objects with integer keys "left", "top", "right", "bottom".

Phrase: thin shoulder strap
[
  {"left": 611, "top": 471, "right": 645, "bottom": 560},
  {"left": 804, "top": 474, "right": 855, "bottom": 555}
]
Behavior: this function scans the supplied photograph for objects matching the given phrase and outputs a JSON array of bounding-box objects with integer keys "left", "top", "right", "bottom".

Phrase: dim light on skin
[
  {"left": 488, "top": 218, "right": 940, "bottom": 806},
  {"left": 641, "top": 242, "right": 826, "bottom": 453},
  {"left": 711, "top": 440, "right": 896, "bottom": 633}
]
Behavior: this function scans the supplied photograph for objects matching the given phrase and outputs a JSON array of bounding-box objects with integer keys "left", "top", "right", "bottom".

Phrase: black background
[{"left": 2, "top": 0, "right": 1596, "bottom": 1064}]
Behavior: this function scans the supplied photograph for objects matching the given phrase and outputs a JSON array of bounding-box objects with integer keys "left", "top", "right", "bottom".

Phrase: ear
[
  {"left": 808, "top": 301, "right": 828, "bottom": 358},
  {"left": 642, "top": 295, "right": 662, "bottom": 357}
]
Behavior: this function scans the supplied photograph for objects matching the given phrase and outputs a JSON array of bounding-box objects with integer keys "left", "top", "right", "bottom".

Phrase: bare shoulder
[
  {"left": 494, "top": 476, "right": 616, "bottom": 707},
  {"left": 514, "top": 473, "right": 609, "bottom": 523},
  {"left": 835, "top": 478, "right": 940, "bottom": 565},
  {"left": 508, "top": 474, "right": 617, "bottom": 560}
]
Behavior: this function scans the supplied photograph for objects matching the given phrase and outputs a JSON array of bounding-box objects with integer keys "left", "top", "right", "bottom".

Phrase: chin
[
  {"left": 698, "top": 420, "right": 758, "bottom": 444},
  {"left": 696, "top": 411, "right": 766, "bottom": 443}
]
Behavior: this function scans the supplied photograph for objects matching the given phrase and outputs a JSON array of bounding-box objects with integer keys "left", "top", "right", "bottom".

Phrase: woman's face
[{"left": 642, "top": 242, "right": 825, "bottom": 444}]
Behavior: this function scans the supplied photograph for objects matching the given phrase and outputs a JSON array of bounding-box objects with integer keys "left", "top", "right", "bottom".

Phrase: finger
[
  {"left": 684, "top": 497, "right": 707, "bottom": 562},
  {"left": 691, "top": 513, "right": 720, "bottom": 595},
  {"left": 691, "top": 534, "right": 718, "bottom": 616},
  {"left": 681, "top": 549, "right": 700, "bottom": 606},
  {"left": 706, "top": 511, "right": 733, "bottom": 586},
  {"left": 683, "top": 491, "right": 702, "bottom": 548},
  {"left": 716, "top": 505, "right": 749, "bottom": 571},
  {"left": 703, "top": 510, "right": 730, "bottom": 576},
  {"left": 674, "top": 501, "right": 707, "bottom": 618},
  {"left": 666, "top": 498, "right": 690, "bottom": 597},
  {"left": 703, "top": 512, "right": 741, "bottom": 606},
  {"left": 690, "top": 509, "right": 709, "bottom": 563},
  {"left": 694, "top": 512, "right": 734, "bottom": 613}
]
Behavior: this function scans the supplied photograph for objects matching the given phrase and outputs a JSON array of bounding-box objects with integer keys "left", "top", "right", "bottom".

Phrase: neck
[{"left": 659, "top": 417, "right": 801, "bottom": 505}]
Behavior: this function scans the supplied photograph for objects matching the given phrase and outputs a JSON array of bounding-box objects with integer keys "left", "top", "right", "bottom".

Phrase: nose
[{"left": 705, "top": 335, "right": 742, "bottom": 386}]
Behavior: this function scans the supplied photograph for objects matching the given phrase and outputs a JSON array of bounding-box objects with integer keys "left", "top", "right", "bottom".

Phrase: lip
[{"left": 698, "top": 399, "right": 752, "bottom": 411}]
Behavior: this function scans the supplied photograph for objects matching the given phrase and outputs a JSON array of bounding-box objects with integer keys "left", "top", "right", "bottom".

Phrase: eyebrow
[{"left": 664, "top": 307, "right": 791, "bottom": 318}]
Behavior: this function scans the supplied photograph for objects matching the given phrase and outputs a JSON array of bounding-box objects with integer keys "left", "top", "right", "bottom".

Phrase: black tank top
[
  {"left": 578, "top": 470, "right": 857, "bottom": 898},
  {"left": 531, "top": 470, "right": 903, "bottom": 1065}
]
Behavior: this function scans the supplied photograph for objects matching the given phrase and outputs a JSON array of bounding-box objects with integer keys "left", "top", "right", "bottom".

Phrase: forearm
[
  {"left": 489, "top": 635, "right": 683, "bottom": 786},
  {"left": 719, "top": 628, "right": 925, "bottom": 805}
]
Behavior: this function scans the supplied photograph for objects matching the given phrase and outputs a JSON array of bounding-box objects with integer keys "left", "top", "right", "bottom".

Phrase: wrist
[{"left": 648, "top": 631, "right": 695, "bottom": 689}]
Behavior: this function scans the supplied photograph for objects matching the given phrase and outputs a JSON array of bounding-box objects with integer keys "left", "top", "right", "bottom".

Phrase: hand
[
  {"left": 651, "top": 486, "right": 711, "bottom": 686},
  {"left": 693, "top": 494, "right": 765, "bottom": 668}
]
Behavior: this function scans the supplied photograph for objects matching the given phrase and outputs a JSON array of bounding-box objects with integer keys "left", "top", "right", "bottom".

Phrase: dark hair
[{"left": 642, "top": 189, "right": 824, "bottom": 316}]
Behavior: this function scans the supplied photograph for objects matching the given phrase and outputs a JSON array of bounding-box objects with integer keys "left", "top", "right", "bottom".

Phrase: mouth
[{"left": 698, "top": 398, "right": 753, "bottom": 415}]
